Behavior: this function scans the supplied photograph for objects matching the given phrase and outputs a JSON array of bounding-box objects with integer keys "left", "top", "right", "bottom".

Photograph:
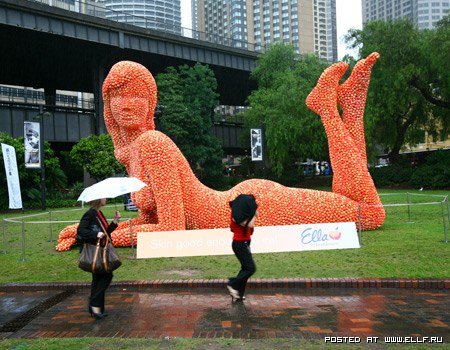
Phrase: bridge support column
[
  {"left": 92, "top": 62, "right": 106, "bottom": 135},
  {"left": 44, "top": 87, "right": 56, "bottom": 110}
]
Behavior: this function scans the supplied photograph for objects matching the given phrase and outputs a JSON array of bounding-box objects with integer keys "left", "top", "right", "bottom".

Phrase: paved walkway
[{"left": 0, "top": 287, "right": 449, "bottom": 341}]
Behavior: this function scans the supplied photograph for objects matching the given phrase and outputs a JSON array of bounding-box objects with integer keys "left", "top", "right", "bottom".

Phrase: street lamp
[{"left": 33, "top": 106, "right": 51, "bottom": 211}]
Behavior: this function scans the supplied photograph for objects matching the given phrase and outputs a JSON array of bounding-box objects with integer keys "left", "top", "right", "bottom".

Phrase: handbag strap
[
  {"left": 96, "top": 216, "right": 113, "bottom": 273},
  {"left": 91, "top": 240, "right": 101, "bottom": 273},
  {"left": 96, "top": 216, "right": 113, "bottom": 245}
]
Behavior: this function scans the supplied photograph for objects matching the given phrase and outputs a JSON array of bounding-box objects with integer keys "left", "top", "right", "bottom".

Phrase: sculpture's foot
[
  {"left": 337, "top": 52, "right": 380, "bottom": 115},
  {"left": 306, "top": 62, "right": 348, "bottom": 117}
]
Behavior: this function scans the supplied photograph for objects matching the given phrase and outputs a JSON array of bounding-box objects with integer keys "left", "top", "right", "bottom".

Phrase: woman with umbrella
[{"left": 77, "top": 198, "right": 121, "bottom": 319}]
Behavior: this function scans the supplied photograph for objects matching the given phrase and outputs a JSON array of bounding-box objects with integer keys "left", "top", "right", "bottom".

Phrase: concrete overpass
[{"left": 0, "top": 0, "right": 256, "bottom": 139}]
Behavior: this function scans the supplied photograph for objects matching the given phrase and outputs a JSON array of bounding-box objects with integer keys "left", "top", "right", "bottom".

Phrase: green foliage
[
  {"left": 410, "top": 150, "right": 450, "bottom": 189},
  {"left": 69, "top": 181, "right": 85, "bottom": 200},
  {"left": 0, "top": 132, "right": 67, "bottom": 210},
  {"left": 59, "top": 150, "right": 84, "bottom": 186},
  {"left": 45, "top": 156, "right": 68, "bottom": 190},
  {"left": 69, "top": 134, "right": 125, "bottom": 181},
  {"left": 205, "top": 175, "right": 241, "bottom": 191},
  {"left": 368, "top": 151, "right": 450, "bottom": 189},
  {"left": 237, "top": 156, "right": 256, "bottom": 178},
  {"left": 45, "top": 198, "right": 78, "bottom": 208},
  {"left": 251, "top": 43, "right": 296, "bottom": 88},
  {"left": 346, "top": 18, "right": 450, "bottom": 162},
  {"left": 244, "top": 44, "right": 329, "bottom": 177},
  {"left": 369, "top": 164, "right": 413, "bottom": 187},
  {"left": 155, "top": 63, "right": 223, "bottom": 184},
  {"left": 423, "top": 15, "right": 450, "bottom": 140}
]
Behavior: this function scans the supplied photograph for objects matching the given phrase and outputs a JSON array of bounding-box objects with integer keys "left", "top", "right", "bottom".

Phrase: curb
[{"left": 1, "top": 278, "right": 449, "bottom": 291}]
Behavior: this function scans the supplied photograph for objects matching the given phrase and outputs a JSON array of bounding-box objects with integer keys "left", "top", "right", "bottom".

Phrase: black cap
[{"left": 229, "top": 194, "right": 257, "bottom": 224}]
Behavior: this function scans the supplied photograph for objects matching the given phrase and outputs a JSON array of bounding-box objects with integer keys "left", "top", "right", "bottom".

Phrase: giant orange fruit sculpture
[{"left": 56, "top": 53, "right": 385, "bottom": 251}]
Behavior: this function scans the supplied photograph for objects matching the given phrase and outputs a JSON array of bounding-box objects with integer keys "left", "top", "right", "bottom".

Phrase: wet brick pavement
[{"left": 0, "top": 287, "right": 448, "bottom": 341}]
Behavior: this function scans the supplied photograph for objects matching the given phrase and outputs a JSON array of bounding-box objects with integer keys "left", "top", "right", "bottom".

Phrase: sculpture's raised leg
[{"left": 306, "top": 59, "right": 382, "bottom": 213}]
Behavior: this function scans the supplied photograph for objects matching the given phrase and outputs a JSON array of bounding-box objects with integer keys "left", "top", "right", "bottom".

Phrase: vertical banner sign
[
  {"left": 251, "top": 128, "right": 263, "bottom": 161},
  {"left": 1, "top": 143, "right": 23, "bottom": 209},
  {"left": 24, "top": 121, "right": 41, "bottom": 169}
]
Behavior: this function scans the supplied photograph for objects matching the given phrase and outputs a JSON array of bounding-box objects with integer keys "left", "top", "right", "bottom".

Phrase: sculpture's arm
[
  {"left": 111, "top": 132, "right": 187, "bottom": 246},
  {"left": 137, "top": 132, "right": 186, "bottom": 230}
]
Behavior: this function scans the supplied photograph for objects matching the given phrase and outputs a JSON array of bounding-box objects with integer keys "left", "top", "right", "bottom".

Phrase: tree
[
  {"left": 244, "top": 44, "right": 329, "bottom": 177},
  {"left": 155, "top": 63, "right": 223, "bottom": 183},
  {"left": 70, "top": 133, "right": 125, "bottom": 181},
  {"left": 0, "top": 132, "right": 67, "bottom": 209},
  {"left": 346, "top": 17, "right": 450, "bottom": 163},
  {"left": 416, "top": 16, "right": 450, "bottom": 110}
]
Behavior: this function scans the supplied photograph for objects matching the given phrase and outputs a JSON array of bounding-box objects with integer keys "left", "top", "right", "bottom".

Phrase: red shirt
[{"left": 230, "top": 216, "right": 254, "bottom": 242}]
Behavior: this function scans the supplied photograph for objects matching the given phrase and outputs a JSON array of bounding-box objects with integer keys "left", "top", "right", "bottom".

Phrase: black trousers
[
  {"left": 229, "top": 240, "right": 256, "bottom": 297},
  {"left": 90, "top": 272, "right": 113, "bottom": 311}
]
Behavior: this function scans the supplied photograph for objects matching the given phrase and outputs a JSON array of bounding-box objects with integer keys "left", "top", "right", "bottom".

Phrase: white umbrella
[{"left": 77, "top": 177, "right": 147, "bottom": 202}]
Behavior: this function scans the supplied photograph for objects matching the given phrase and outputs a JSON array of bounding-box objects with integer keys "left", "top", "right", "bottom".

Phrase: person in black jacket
[
  {"left": 227, "top": 194, "right": 258, "bottom": 301},
  {"left": 77, "top": 198, "right": 120, "bottom": 319}
]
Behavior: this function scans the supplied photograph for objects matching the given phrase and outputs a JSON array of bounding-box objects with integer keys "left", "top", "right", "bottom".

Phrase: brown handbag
[{"left": 78, "top": 218, "right": 122, "bottom": 273}]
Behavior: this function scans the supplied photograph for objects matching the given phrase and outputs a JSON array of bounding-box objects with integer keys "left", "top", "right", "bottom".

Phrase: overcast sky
[{"left": 180, "top": 0, "right": 362, "bottom": 59}]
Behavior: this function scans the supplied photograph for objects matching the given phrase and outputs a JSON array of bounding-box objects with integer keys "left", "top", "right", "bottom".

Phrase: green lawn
[
  {"left": 0, "top": 338, "right": 447, "bottom": 350},
  {"left": 0, "top": 189, "right": 449, "bottom": 284}
]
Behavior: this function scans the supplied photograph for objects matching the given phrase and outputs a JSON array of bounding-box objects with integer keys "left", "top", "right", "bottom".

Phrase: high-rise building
[
  {"left": 191, "top": 0, "right": 198, "bottom": 34},
  {"left": 314, "top": 0, "right": 337, "bottom": 62},
  {"left": 104, "top": 0, "right": 182, "bottom": 34},
  {"left": 193, "top": 0, "right": 337, "bottom": 62},
  {"left": 362, "top": 0, "right": 450, "bottom": 30}
]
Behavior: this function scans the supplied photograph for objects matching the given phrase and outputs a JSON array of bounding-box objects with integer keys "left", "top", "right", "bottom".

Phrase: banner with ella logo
[{"left": 137, "top": 222, "right": 360, "bottom": 259}]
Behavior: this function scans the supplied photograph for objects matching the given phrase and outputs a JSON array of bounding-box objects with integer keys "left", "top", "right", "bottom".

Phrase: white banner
[
  {"left": 24, "top": 121, "right": 41, "bottom": 169},
  {"left": 137, "top": 222, "right": 360, "bottom": 259},
  {"left": 1, "top": 143, "right": 23, "bottom": 209}
]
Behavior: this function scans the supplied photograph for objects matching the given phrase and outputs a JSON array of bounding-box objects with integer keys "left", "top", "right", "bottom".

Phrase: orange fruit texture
[{"left": 56, "top": 54, "right": 385, "bottom": 251}]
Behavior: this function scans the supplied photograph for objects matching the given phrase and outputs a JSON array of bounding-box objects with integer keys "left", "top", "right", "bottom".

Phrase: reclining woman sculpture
[{"left": 56, "top": 52, "right": 385, "bottom": 251}]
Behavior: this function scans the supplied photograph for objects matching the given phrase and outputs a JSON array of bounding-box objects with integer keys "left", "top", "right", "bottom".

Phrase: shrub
[
  {"left": 205, "top": 175, "right": 241, "bottom": 191},
  {"left": 46, "top": 198, "right": 79, "bottom": 208},
  {"left": 410, "top": 150, "right": 450, "bottom": 189},
  {"left": 369, "top": 164, "right": 413, "bottom": 187}
]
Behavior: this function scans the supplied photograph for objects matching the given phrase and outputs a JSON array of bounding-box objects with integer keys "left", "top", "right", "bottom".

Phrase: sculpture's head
[{"left": 103, "top": 61, "right": 157, "bottom": 156}]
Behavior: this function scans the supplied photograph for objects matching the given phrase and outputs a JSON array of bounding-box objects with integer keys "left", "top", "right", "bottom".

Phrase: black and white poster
[
  {"left": 24, "top": 121, "right": 41, "bottom": 169},
  {"left": 251, "top": 128, "right": 263, "bottom": 161}
]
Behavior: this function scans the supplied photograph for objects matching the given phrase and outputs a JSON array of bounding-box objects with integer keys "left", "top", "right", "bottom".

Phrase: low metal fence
[
  {"left": 1, "top": 204, "right": 138, "bottom": 261},
  {"left": 1, "top": 193, "right": 448, "bottom": 262}
]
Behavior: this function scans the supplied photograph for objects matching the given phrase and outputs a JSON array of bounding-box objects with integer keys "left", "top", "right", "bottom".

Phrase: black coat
[{"left": 76, "top": 208, "right": 118, "bottom": 245}]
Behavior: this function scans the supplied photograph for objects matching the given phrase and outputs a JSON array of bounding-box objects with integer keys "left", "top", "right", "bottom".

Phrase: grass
[
  {"left": 0, "top": 338, "right": 447, "bottom": 350},
  {"left": 0, "top": 189, "right": 449, "bottom": 284}
]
